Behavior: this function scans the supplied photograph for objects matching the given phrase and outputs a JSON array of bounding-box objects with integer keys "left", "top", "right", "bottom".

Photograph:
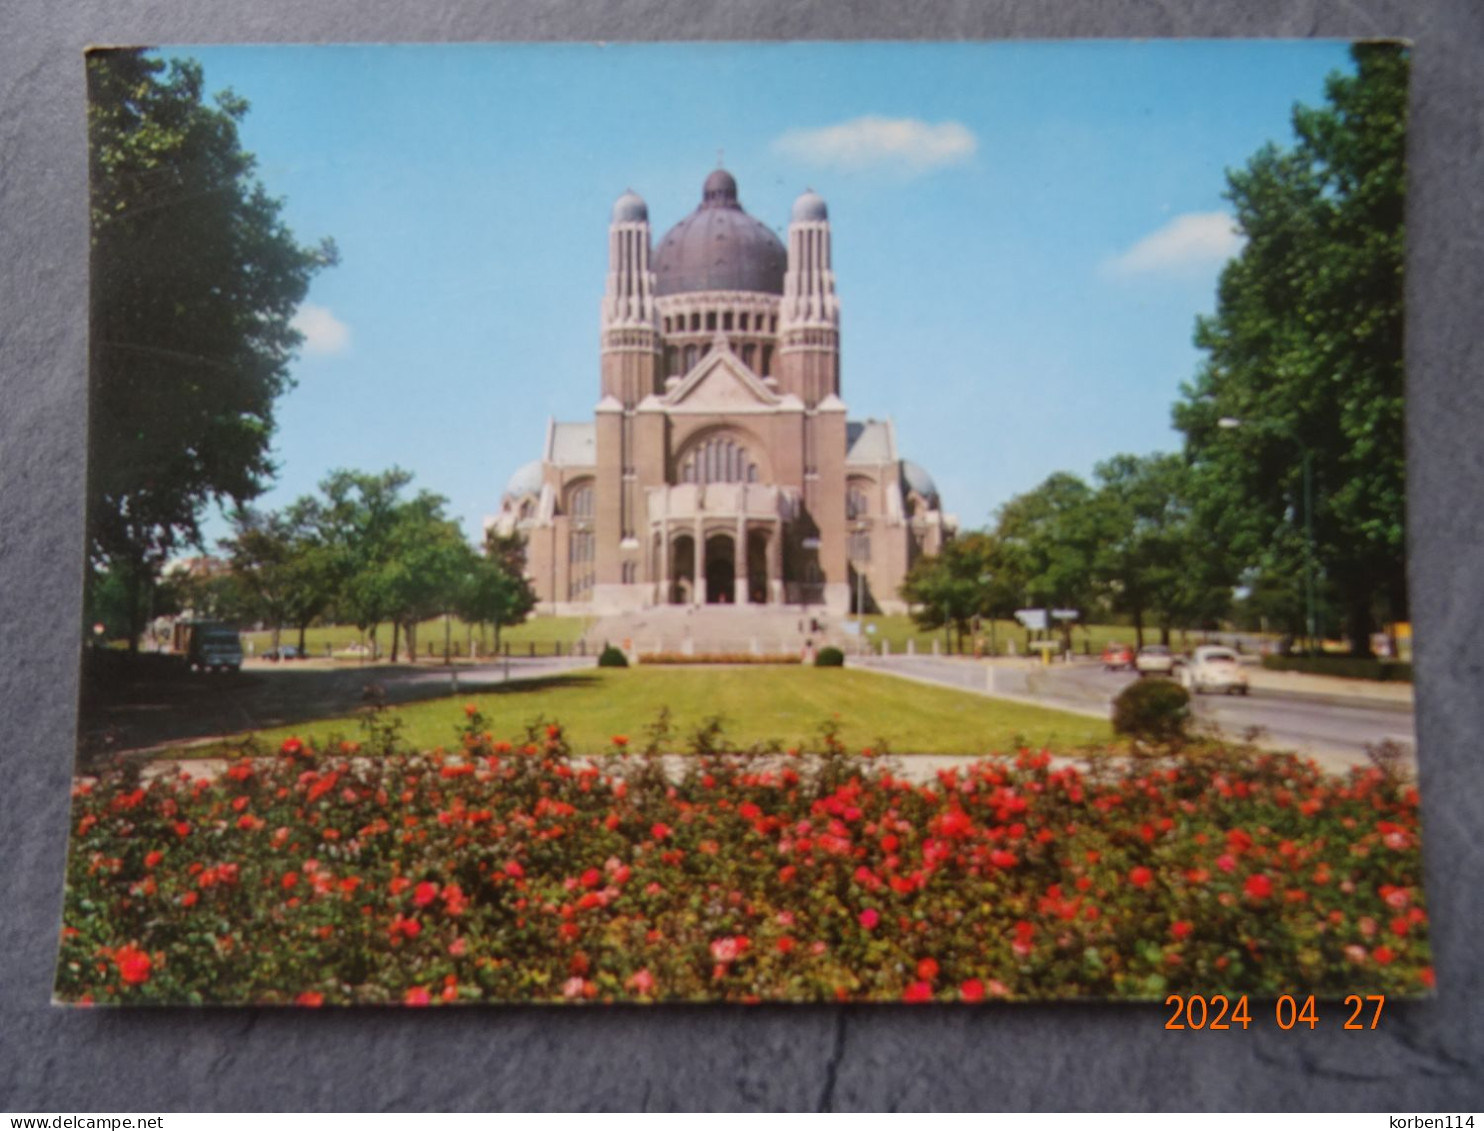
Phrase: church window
[
  {"left": 741, "top": 343, "right": 756, "bottom": 370},
  {"left": 847, "top": 485, "right": 870, "bottom": 519},
  {"left": 684, "top": 345, "right": 698, "bottom": 371},
  {"left": 739, "top": 312, "right": 750, "bottom": 331},
  {"left": 706, "top": 311, "right": 717, "bottom": 331},
  {"left": 723, "top": 311, "right": 733, "bottom": 331},
  {"left": 569, "top": 483, "right": 594, "bottom": 519},
  {"left": 848, "top": 529, "right": 872, "bottom": 564},
  {"left": 666, "top": 346, "right": 679, "bottom": 377},
  {"left": 761, "top": 345, "right": 773, "bottom": 376},
  {"left": 681, "top": 437, "right": 759, "bottom": 485},
  {"left": 690, "top": 312, "right": 701, "bottom": 332},
  {"left": 769, "top": 315, "right": 777, "bottom": 333}
]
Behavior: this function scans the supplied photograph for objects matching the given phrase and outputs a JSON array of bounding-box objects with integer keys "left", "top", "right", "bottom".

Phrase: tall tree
[
  {"left": 992, "top": 472, "right": 1102, "bottom": 647},
  {"left": 899, "top": 532, "right": 1001, "bottom": 652},
  {"left": 457, "top": 532, "right": 538, "bottom": 652},
  {"left": 85, "top": 49, "right": 335, "bottom": 648},
  {"left": 1173, "top": 44, "right": 1408, "bottom": 655},
  {"left": 222, "top": 505, "right": 335, "bottom": 656}
]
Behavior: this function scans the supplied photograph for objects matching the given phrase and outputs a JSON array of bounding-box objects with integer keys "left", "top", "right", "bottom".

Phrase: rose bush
[{"left": 56, "top": 708, "right": 1431, "bottom": 1005}]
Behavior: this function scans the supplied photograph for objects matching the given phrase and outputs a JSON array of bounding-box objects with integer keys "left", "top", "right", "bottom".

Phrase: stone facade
[{"left": 488, "top": 169, "right": 954, "bottom": 616}]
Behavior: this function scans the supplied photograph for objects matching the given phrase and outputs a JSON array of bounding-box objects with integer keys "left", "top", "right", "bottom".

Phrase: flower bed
[
  {"left": 57, "top": 708, "right": 1431, "bottom": 1005},
  {"left": 637, "top": 653, "right": 802, "bottom": 665}
]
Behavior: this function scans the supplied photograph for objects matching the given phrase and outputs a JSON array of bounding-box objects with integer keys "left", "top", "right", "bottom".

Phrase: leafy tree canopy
[
  {"left": 86, "top": 48, "right": 336, "bottom": 638},
  {"left": 1173, "top": 43, "right": 1408, "bottom": 653}
]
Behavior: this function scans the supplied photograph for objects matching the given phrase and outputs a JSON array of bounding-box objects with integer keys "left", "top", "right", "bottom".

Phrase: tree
[
  {"left": 991, "top": 473, "right": 1102, "bottom": 648},
  {"left": 898, "top": 532, "right": 1014, "bottom": 653},
  {"left": 1088, "top": 453, "right": 1232, "bottom": 647},
  {"left": 85, "top": 49, "right": 336, "bottom": 649},
  {"left": 222, "top": 505, "right": 335, "bottom": 655},
  {"left": 1173, "top": 44, "right": 1408, "bottom": 655},
  {"left": 311, "top": 469, "right": 414, "bottom": 654},
  {"left": 457, "top": 532, "right": 538, "bottom": 652}
]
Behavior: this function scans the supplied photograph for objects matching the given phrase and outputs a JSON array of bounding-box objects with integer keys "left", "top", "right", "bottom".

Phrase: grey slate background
[{"left": 2, "top": 0, "right": 1481, "bottom": 1112}]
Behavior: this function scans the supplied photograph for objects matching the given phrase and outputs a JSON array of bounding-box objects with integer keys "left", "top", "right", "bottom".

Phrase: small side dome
[
  {"left": 792, "top": 189, "right": 828, "bottom": 222},
  {"left": 504, "top": 460, "right": 544, "bottom": 498},
  {"left": 611, "top": 189, "right": 648, "bottom": 224},
  {"left": 901, "top": 461, "right": 940, "bottom": 509}
]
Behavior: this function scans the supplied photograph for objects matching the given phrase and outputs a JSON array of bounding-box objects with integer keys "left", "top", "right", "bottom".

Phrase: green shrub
[
  {"left": 814, "top": 646, "right": 845, "bottom": 667},
  {"left": 1261, "top": 655, "right": 1412, "bottom": 683},
  {"left": 597, "top": 644, "right": 629, "bottom": 668},
  {"left": 1112, "top": 678, "right": 1190, "bottom": 743}
]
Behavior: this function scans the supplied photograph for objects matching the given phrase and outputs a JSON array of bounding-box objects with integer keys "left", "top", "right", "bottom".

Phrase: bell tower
[
  {"left": 595, "top": 190, "right": 660, "bottom": 599},
  {"left": 600, "top": 190, "right": 661, "bottom": 405},
  {"left": 777, "top": 189, "right": 840, "bottom": 408}
]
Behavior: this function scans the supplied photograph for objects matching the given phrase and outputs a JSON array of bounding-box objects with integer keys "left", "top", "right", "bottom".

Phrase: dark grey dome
[
  {"left": 654, "top": 170, "right": 786, "bottom": 296},
  {"left": 792, "top": 189, "right": 828, "bottom": 222},
  {"left": 611, "top": 189, "right": 648, "bottom": 223},
  {"left": 901, "top": 461, "right": 940, "bottom": 508}
]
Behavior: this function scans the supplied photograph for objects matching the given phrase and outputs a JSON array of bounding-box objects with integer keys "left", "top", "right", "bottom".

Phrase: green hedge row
[{"left": 1260, "top": 655, "right": 1413, "bottom": 683}]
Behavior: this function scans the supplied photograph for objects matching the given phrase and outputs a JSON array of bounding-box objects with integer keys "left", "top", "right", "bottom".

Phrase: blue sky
[{"left": 171, "top": 41, "right": 1355, "bottom": 546}]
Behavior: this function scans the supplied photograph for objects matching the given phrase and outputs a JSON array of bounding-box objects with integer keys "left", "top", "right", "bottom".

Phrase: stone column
[
  {"left": 768, "top": 522, "right": 783, "bottom": 605},
  {"left": 734, "top": 513, "right": 747, "bottom": 605},
  {"left": 659, "top": 523, "right": 669, "bottom": 605},
  {"left": 693, "top": 514, "right": 703, "bottom": 606}
]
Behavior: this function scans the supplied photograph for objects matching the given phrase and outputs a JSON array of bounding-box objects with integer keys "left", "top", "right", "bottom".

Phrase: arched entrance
[{"left": 705, "top": 534, "right": 735, "bottom": 604}]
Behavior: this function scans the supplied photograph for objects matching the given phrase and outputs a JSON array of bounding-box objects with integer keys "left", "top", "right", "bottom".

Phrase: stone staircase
[{"left": 581, "top": 605, "right": 854, "bottom": 658}]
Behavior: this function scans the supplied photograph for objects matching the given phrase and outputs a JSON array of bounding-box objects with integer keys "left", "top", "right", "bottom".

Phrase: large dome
[
  {"left": 504, "top": 460, "right": 544, "bottom": 498},
  {"left": 901, "top": 461, "right": 941, "bottom": 509},
  {"left": 654, "top": 170, "right": 786, "bottom": 297}
]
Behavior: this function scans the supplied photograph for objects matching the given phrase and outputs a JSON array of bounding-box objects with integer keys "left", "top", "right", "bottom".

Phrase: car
[
  {"left": 1181, "top": 645, "right": 1250, "bottom": 695},
  {"left": 1101, "top": 642, "right": 1134, "bottom": 671},
  {"left": 263, "top": 645, "right": 300, "bottom": 661},
  {"left": 1135, "top": 644, "right": 1177, "bottom": 677}
]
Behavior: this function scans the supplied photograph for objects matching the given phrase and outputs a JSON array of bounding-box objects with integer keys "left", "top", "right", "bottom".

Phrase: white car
[
  {"left": 1182, "top": 645, "right": 1249, "bottom": 695},
  {"left": 1135, "top": 644, "right": 1177, "bottom": 677}
]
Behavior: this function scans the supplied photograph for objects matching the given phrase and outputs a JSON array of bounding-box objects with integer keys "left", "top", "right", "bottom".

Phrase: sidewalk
[{"left": 1240, "top": 664, "right": 1413, "bottom": 707}]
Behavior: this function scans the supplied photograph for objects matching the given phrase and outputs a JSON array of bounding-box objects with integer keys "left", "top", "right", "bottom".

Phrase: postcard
[{"left": 60, "top": 40, "right": 1426, "bottom": 1007}]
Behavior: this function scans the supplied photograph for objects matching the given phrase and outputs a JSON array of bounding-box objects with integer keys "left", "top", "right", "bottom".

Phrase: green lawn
[
  {"left": 195, "top": 666, "right": 1112, "bottom": 758},
  {"left": 243, "top": 615, "right": 592, "bottom": 659},
  {"left": 861, "top": 614, "right": 1206, "bottom": 658}
]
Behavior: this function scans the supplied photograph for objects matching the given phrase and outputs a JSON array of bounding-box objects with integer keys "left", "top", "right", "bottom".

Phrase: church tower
[
  {"left": 594, "top": 190, "right": 659, "bottom": 600},
  {"left": 777, "top": 190, "right": 840, "bottom": 408},
  {"left": 599, "top": 190, "right": 661, "bottom": 406}
]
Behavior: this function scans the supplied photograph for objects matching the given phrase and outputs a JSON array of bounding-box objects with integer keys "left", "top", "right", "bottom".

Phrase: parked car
[
  {"left": 1181, "top": 645, "right": 1250, "bottom": 695},
  {"left": 263, "top": 645, "right": 300, "bottom": 661},
  {"left": 1135, "top": 644, "right": 1178, "bottom": 678},
  {"left": 1101, "top": 642, "right": 1134, "bottom": 671}
]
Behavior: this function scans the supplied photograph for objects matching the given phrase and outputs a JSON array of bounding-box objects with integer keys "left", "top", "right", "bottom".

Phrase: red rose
[
  {"left": 1170, "top": 920, "right": 1193, "bottom": 940},
  {"left": 413, "top": 882, "right": 439, "bottom": 907},
  {"left": 960, "top": 979, "right": 986, "bottom": 1003},
  {"left": 858, "top": 908, "right": 880, "bottom": 930},
  {"left": 1129, "top": 866, "right": 1153, "bottom": 888},
  {"left": 1244, "top": 874, "right": 1273, "bottom": 900},
  {"left": 902, "top": 981, "right": 933, "bottom": 1003},
  {"left": 296, "top": 991, "right": 325, "bottom": 1007},
  {"left": 917, "top": 957, "right": 939, "bottom": 982},
  {"left": 404, "top": 986, "right": 431, "bottom": 1006},
  {"left": 115, "top": 944, "right": 152, "bottom": 986}
]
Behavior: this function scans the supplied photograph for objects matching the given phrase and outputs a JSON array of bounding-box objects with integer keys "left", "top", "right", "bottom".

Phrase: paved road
[
  {"left": 855, "top": 654, "right": 1414, "bottom": 770},
  {"left": 83, "top": 655, "right": 596, "bottom": 758}
]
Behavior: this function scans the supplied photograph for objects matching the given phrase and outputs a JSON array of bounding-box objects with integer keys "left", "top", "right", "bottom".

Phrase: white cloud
[
  {"left": 773, "top": 116, "right": 977, "bottom": 174},
  {"left": 291, "top": 303, "right": 351, "bottom": 356},
  {"left": 1101, "top": 212, "right": 1245, "bottom": 278}
]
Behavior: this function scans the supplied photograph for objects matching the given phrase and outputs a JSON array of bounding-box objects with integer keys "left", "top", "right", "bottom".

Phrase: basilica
[{"left": 490, "top": 168, "right": 954, "bottom": 616}]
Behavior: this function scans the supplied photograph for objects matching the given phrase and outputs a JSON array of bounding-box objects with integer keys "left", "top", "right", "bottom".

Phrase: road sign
[{"left": 1014, "top": 608, "right": 1048, "bottom": 631}]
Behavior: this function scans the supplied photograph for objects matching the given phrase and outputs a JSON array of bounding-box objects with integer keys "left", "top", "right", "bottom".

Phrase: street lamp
[{"left": 1218, "top": 416, "right": 1317, "bottom": 653}]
